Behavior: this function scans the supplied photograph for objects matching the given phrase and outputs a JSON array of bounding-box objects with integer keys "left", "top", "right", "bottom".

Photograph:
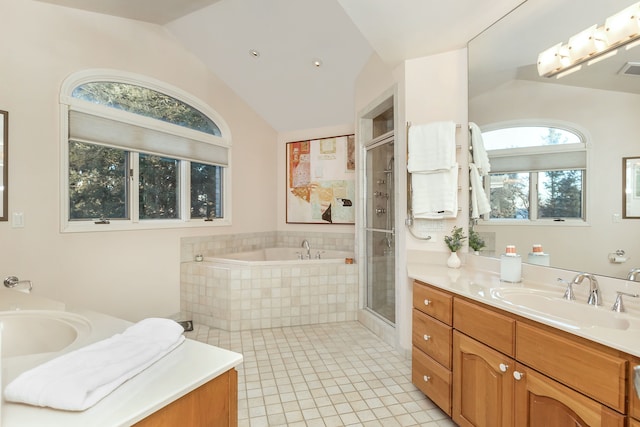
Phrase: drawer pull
[
  {"left": 423, "top": 375, "right": 431, "bottom": 382},
  {"left": 513, "top": 371, "right": 524, "bottom": 381},
  {"left": 423, "top": 334, "right": 431, "bottom": 341},
  {"left": 499, "top": 363, "right": 509, "bottom": 373},
  {"left": 424, "top": 299, "right": 431, "bottom": 306}
]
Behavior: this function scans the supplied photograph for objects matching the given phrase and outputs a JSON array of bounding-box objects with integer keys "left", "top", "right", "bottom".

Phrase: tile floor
[{"left": 187, "top": 321, "right": 457, "bottom": 427}]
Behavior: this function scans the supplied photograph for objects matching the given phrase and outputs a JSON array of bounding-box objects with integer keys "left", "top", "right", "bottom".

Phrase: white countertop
[
  {"left": 1, "top": 290, "right": 243, "bottom": 426},
  {"left": 408, "top": 259, "right": 640, "bottom": 358}
]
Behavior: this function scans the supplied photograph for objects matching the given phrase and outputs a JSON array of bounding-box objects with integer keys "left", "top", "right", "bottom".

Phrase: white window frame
[
  {"left": 59, "top": 69, "right": 232, "bottom": 232},
  {"left": 478, "top": 119, "right": 590, "bottom": 227}
]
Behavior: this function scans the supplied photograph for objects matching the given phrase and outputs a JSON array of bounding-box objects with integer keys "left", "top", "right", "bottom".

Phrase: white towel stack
[
  {"left": 469, "top": 122, "right": 492, "bottom": 219},
  {"left": 4, "top": 317, "right": 185, "bottom": 411},
  {"left": 408, "top": 121, "right": 459, "bottom": 219}
]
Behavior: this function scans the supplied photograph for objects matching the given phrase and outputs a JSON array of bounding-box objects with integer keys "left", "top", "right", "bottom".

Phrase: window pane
[
  {"left": 69, "top": 141, "right": 128, "bottom": 220},
  {"left": 139, "top": 154, "right": 179, "bottom": 220},
  {"left": 538, "top": 170, "right": 583, "bottom": 219},
  {"left": 190, "top": 162, "right": 223, "bottom": 219},
  {"left": 484, "top": 126, "right": 581, "bottom": 150},
  {"left": 489, "top": 173, "right": 529, "bottom": 219},
  {"left": 72, "top": 82, "right": 221, "bottom": 136}
]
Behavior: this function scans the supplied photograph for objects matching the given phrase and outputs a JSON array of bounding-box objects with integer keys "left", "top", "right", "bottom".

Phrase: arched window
[
  {"left": 60, "top": 70, "right": 231, "bottom": 232},
  {"left": 481, "top": 122, "right": 587, "bottom": 222}
]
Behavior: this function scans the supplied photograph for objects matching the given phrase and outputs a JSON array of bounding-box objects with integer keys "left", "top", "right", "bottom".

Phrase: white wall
[{"left": 0, "top": 0, "right": 278, "bottom": 321}]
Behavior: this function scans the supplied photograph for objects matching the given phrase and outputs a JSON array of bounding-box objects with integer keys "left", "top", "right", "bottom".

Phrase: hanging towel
[
  {"left": 469, "top": 163, "right": 491, "bottom": 219},
  {"left": 4, "top": 318, "right": 185, "bottom": 411},
  {"left": 407, "top": 121, "right": 457, "bottom": 173},
  {"left": 411, "top": 164, "right": 459, "bottom": 219},
  {"left": 469, "top": 122, "right": 491, "bottom": 175}
]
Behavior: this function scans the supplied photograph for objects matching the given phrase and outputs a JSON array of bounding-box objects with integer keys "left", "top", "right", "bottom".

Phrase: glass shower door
[{"left": 365, "top": 137, "right": 395, "bottom": 324}]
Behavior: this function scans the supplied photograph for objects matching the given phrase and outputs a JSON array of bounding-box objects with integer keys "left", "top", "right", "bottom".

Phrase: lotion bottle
[{"left": 500, "top": 245, "right": 522, "bottom": 282}]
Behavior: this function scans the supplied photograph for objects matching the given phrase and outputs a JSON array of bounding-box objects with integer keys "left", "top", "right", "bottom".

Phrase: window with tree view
[
  {"left": 64, "top": 75, "right": 229, "bottom": 230},
  {"left": 483, "top": 125, "right": 586, "bottom": 222}
]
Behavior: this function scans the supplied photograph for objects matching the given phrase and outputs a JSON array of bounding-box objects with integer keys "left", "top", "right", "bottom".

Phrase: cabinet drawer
[
  {"left": 412, "top": 346, "right": 451, "bottom": 416},
  {"left": 413, "top": 281, "right": 453, "bottom": 325},
  {"left": 629, "top": 356, "right": 640, "bottom": 419},
  {"left": 413, "top": 309, "right": 452, "bottom": 369},
  {"left": 516, "top": 322, "right": 626, "bottom": 413},
  {"left": 453, "top": 298, "right": 515, "bottom": 357}
]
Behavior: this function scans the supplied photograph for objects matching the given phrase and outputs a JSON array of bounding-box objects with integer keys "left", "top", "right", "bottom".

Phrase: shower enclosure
[{"left": 364, "top": 136, "right": 395, "bottom": 323}]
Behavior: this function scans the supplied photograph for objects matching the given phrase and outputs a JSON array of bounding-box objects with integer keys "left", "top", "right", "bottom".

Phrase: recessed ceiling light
[
  {"left": 249, "top": 49, "right": 260, "bottom": 58},
  {"left": 312, "top": 58, "right": 323, "bottom": 68}
]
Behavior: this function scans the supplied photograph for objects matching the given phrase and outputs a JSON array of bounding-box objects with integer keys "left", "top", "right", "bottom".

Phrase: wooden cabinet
[
  {"left": 134, "top": 368, "right": 238, "bottom": 427},
  {"left": 411, "top": 281, "right": 453, "bottom": 415},
  {"left": 412, "top": 279, "right": 634, "bottom": 426},
  {"left": 452, "top": 331, "right": 514, "bottom": 427},
  {"left": 513, "top": 363, "right": 624, "bottom": 427}
]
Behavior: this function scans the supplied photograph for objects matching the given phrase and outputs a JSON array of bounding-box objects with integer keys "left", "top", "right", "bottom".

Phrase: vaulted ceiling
[{"left": 35, "top": 0, "right": 524, "bottom": 131}]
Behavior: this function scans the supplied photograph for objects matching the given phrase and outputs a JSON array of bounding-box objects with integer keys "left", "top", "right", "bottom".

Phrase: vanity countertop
[
  {"left": 408, "top": 260, "right": 640, "bottom": 358},
  {"left": 1, "top": 291, "right": 243, "bottom": 426}
]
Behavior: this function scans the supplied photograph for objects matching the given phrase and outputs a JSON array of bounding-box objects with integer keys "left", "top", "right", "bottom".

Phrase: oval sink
[
  {"left": 490, "top": 288, "right": 639, "bottom": 331},
  {"left": 0, "top": 310, "right": 92, "bottom": 358}
]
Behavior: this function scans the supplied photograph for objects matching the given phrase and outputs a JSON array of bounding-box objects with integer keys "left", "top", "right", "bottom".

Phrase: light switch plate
[{"left": 11, "top": 212, "right": 24, "bottom": 228}]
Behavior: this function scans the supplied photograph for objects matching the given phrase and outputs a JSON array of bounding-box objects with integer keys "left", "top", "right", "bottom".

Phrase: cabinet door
[
  {"left": 513, "top": 363, "right": 624, "bottom": 427},
  {"left": 452, "top": 331, "right": 514, "bottom": 427}
]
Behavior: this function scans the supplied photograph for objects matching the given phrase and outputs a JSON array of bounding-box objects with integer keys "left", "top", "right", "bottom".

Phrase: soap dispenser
[{"left": 500, "top": 245, "right": 522, "bottom": 283}]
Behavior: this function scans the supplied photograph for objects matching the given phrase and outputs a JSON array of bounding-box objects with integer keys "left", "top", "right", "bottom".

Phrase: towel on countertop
[
  {"left": 411, "top": 164, "right": 459, "bottom": 219},
  {"left": 469, "top": 122, "right": 491, "bottom": 176},
  {"left": 4, "top": 318, "right": 185, "bottom": 411},
  {"left": 407, "top": 121, "right": 457, "bottom": 173},
  {"left": 469, "top": 163, "right": 491, "bottom": 219}
]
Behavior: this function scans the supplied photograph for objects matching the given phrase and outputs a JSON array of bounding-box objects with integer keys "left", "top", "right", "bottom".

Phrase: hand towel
[
  {"left": 4, "top": 318, "right": 185, "bottom": 411},
  {"left": 470, "top": 163, "right": 491, "bottom": 219},
  {"left": 411, "top": 164, "right": 458, "bottom": 219},
  {"left": 407, "top": 121, "right": 457, "bottom": 173},
  {"left": 469, "top": 122, "right": 491, "bottom": 176}
]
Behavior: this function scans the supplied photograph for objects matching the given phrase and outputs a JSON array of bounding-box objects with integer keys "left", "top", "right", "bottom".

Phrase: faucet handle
[
  {"left": 557, "top": 278, "right": 575, "bottom": 301},
  {"left": 611, "top": 291, "right": 639, "bottom": 312}
]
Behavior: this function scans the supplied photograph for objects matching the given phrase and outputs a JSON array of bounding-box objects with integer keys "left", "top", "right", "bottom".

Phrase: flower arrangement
[
  {"left": 469, "top": 228, "right": 486, "bottom": 252},
  {"left": 444, "top": 226, "right": 467, "bottom": 252}
]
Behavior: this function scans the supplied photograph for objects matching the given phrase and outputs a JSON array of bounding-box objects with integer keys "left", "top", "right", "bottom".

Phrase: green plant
[
  {"left": 444, "top": 226, "right": 467, "bottom": 252},
  {"left": 469, "top": 228, "right": 485, "bottom": 252}
]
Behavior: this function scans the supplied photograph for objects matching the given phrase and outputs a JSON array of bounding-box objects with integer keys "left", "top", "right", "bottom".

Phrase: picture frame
[
  {"left": 286, "top": 134, "right": 355, "bottom": 224},
  {"left": 623, "top": 156, "right": 640, "bottom": 218}
]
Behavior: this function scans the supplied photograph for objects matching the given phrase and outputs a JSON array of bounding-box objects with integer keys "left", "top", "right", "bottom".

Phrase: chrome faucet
[
  {"left": 627, "top": 268, "right": 640, "bottom": 282},
  {"left": 301, "top": 239, "right": 311, "bottom": 259},
  {"left": 571, "top": 272, "right": 602, "bottom": 306}
]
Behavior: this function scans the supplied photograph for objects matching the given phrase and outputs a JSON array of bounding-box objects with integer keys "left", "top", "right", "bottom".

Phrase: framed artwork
[
  {"left": 624, "top": 156, "right": 640, "bottom": 218},
  {"left": 286, "top": 134, "right": 355, "bottom": 224}
]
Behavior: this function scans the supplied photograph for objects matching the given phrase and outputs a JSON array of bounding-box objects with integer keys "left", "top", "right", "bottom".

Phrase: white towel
[
  {"left": 411, "top": 164, "right": 458, "bottom": 219},
  {"left": 469, "top": 122, "right": 490, "bottom": 176},
  {"left": 5, "top": 318, "right": 185, "bottom": 411},
  {"left": 407, "top": 121, "right": 457, "bottom": 173},
  {"left": 469, "top": 163, "right": 491, "bottom": 219}
]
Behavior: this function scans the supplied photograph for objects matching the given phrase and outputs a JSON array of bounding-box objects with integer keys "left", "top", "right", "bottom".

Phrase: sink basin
[
  {"left": 0, "top": 310, "right": 92, "bottom": 358},
  {"left": 490, "top": 288, "right": 640, "bottom": 331}
]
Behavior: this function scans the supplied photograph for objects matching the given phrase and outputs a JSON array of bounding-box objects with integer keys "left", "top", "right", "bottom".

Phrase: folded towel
[
  {"left": 407, "top": 121, "right": 457, "bottom": 173},
  {"left": 5, "top": 318, "right": 185, "bottom": 411},
  {"left": 469, "top": 163, "right": 491, "bottom": 219},
  {"left": 469, "top": 122, "right": 491, "bottom": 176},
  {"left": 411, "top": 164, "right": 458, "bottom": 219}
]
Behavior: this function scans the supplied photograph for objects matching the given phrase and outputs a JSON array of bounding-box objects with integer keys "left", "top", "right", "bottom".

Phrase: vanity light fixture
[{"left": 537, "top": 1, "right": 640, "bottom": 78}]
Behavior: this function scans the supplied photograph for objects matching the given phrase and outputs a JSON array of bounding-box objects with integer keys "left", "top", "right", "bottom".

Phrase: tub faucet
[
  {"left": 301, "top": 239, "right": 310, "bottom": 259},
  {"left": 571, "top": 272, "right": 601, "bottom": 306},
  {"left": 627, "top": 268, "right": 640, "bottom": 282}
]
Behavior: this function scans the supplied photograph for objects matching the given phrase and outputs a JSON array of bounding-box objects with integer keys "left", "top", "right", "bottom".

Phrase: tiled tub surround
[
  {"left": 180, "top": 231, "right": 357, "bottom": 331},
  {"left": 181, "top": 254, "right": 358, "bottom": 331}
]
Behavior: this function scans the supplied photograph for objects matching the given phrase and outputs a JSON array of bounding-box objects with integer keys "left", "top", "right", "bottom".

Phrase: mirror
[
  {"left": 0, "top": 110, "right": 6, "bottom": 221},
  {"left": 624, "top": 157, "right": 640, "bottom": 218},
  {"left": 468, "top": 0, "right": 640, "bottom": 279}
]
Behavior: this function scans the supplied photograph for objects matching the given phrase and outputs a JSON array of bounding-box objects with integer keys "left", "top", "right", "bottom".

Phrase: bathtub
[
  {"left": 204, "top": 247, "right": 354, "bottom": 265},
  {"left": 182, "top": 247, "right": 358, "bottom": 330}
]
